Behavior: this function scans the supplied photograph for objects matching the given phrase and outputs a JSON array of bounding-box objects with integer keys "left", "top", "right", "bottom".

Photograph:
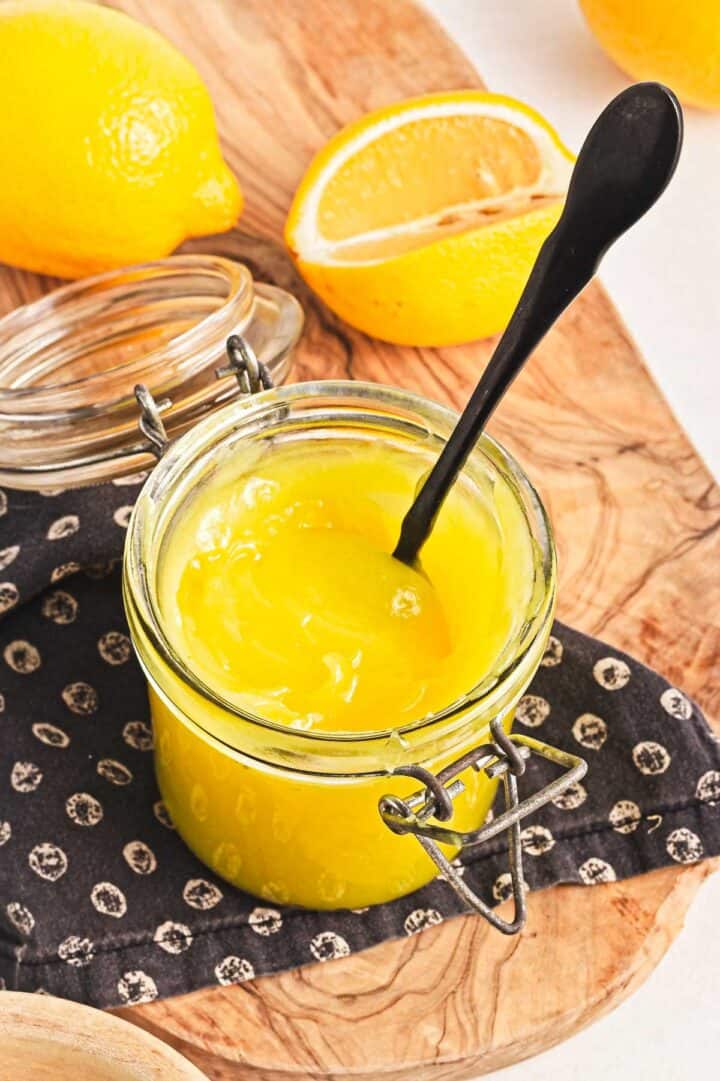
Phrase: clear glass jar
[
  {"left": 0, "top": 255, "right": 302, "bottom": 489},
  {"left": 123, "top": 381, "right": 558, "bottom": 911}
]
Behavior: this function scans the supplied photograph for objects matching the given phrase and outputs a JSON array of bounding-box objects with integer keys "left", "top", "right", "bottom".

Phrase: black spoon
[{"left": 393, "top": 82, "right": 683, "bottom": 567}]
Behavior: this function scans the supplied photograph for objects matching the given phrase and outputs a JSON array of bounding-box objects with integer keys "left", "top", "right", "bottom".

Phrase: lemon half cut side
[{"left": 286, "top": 91, "right": 574, "bottom": 346}]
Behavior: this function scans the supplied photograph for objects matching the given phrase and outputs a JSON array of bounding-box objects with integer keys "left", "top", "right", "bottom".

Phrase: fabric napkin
[{"left": 0, "top": 481, "right": 718, "bottom": 1008}]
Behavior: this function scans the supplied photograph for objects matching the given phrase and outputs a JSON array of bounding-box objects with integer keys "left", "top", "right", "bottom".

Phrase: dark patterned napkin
[{"left": 0, "top": 481, "right": 718, "bottom": 1009}]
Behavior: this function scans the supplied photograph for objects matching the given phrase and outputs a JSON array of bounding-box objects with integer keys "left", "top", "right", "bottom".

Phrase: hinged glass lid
[{"left": 0, "top": 254, "right": 303, "bottom": 488}]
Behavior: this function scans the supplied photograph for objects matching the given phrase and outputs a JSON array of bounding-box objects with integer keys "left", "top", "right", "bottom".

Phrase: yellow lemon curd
[{"left": 151, "top": 435, "right": 537, "bottom": 909}]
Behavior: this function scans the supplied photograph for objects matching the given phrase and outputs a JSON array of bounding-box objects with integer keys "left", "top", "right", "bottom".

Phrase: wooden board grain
[{"left": 1, "top": 1, "right": 718, "bottom": 1078}]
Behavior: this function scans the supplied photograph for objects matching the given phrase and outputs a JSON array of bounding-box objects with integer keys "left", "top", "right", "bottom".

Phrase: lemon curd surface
[
  {"left": 151, "top": 433, "right": 540, "bottom": 908},
  {"left": 159, "top": 438, "right": 533, "bottom": 731}
]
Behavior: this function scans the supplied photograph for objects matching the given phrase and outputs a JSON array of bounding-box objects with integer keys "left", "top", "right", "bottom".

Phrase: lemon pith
[
  {"left": 285, "top": 91, "right": 574, "bottom": 346},
  {"left": 0, "top": 0, "right": 242, "bottom": 278}
]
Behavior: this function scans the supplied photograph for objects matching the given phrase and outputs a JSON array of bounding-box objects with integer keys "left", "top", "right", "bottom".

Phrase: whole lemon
[
  {"left": 0, "top": 0, "right": 242, "bottom": 277},
  {"left": 580, "top": 0, "right": 720, "bottom": 110}
]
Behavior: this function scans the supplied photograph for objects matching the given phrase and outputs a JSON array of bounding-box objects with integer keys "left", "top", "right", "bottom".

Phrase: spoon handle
[{"left": 393, "top": 82, "right": 682, "bottom": 566}]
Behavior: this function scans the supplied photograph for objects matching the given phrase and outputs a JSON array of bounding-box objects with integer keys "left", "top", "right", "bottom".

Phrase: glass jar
[
  {"left": 123, "top": 381, "right": 585, "bottom": 925},
  {"left": 0, "top": 255, "right": 302, "bottom": 489}
]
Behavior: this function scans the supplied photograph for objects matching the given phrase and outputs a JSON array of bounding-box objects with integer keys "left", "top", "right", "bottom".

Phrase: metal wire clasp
[
  {"left": 379, "top": 717, "right": 587, "bottom": 934},
  {"left": 216, "top": 334, "right": 274, "bottom": 395},
  {"left": 134, "top": 335, "right": 274, "bottom": 461},
  {"left": 134, "top": 384, "right": 171, "bottom": 459}
]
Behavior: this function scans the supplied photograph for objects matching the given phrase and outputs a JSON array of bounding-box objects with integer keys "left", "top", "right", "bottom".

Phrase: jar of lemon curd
[
  {"left": 0, "top": 256, "right": 585, "bottom": 934},
  {"left": 124, "top": 380, "right": 585, "bottom": 930}
]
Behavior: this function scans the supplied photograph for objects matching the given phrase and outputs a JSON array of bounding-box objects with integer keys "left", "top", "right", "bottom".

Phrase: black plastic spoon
[{"left": 393, "top": 82, "right": 683, "bottom": 567}]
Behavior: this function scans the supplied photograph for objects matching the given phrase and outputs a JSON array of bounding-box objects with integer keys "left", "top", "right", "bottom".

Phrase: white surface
[{"left": 422, "top": 3, "right": 720, "bottom": 1080}]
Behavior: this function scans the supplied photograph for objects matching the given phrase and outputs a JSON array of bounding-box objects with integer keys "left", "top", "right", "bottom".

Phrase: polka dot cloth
[{"left": 0, "top": 483, "right": 719, "bottom": 1008}]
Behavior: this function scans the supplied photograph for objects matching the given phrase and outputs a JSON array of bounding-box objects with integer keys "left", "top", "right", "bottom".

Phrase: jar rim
[
  {"left": 124, "top": 379, "right": 556, "bottom": 764},
  {"left": 0, "top": 255, "right": 252, "bottom": 410}
]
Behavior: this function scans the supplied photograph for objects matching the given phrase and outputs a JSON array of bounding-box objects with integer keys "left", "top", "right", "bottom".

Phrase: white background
[{"left": 423, "top": 2, "right": 720, "bottom": 1079}]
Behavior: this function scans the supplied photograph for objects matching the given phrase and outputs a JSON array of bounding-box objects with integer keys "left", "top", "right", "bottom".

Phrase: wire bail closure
[
  {"left": 216, "top": 334, "right": 274, "bottom": 395},
  {"left": 134, "top": 384, "right": 171, "bottom": 459},
  {"left": 135, "top": 335, "right": 274, "bottom": 460},
  {"left": 379, "top": 717, "right": 587, "bottom": 934}
]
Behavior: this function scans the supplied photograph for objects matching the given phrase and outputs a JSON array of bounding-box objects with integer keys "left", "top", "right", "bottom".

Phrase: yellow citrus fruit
[
  {"left": 0, "top": 0, "right": 242, "bottom": 278},
  {"left": 285, "top": 91, "right": 573, "bottom": 346},
  {"left": 580, "top": 0, "right": 720, "bottom": 110}
]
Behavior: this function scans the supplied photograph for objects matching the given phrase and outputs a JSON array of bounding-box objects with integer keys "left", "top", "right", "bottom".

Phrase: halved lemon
[{"left": 285, "top": 91, "right": 574, "bottom": 346}]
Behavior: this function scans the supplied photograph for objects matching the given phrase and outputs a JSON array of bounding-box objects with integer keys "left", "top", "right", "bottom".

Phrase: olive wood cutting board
[{"left": 1, "top": 1, "right": 717, "bottom": 1078}]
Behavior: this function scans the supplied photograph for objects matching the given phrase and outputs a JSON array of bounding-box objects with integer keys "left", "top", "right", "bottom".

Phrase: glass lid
[{"left": 0, "top": 255, "right": 303, "bottom": 488}]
